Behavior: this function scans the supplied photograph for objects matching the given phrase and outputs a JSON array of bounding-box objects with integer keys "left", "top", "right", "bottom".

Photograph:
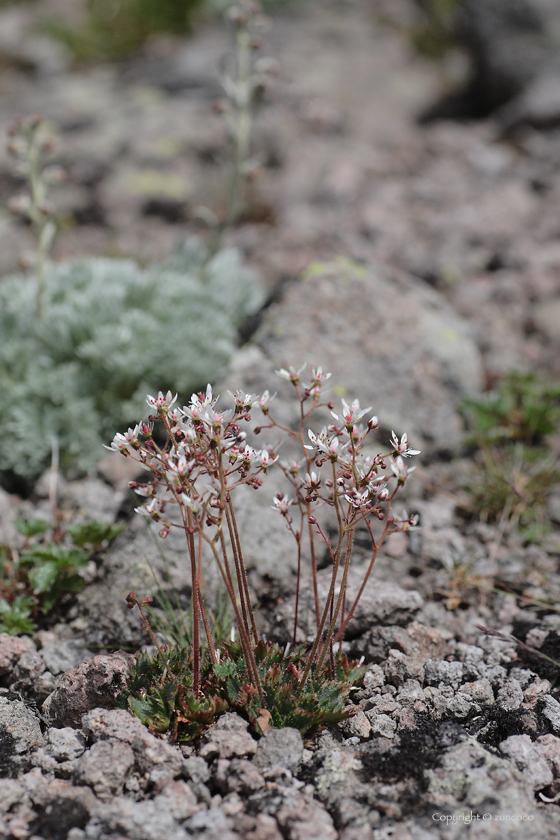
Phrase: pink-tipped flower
[
  {"left": 304, "top": 471, "right": 321, "bottom": 491},
  {"left": 306, "top": 426, "right": 336, "bottom": 454},
  {"left": 258, "top": 390, "right": 275, "bottom": 412},
  {"left": 275, "top": 363, "right": 306, "bottom": 384},
  {"left": 305, "top": 366, "right": 332, "bottom": 396},
  {"left": 136, "top": 497, "right": 165, "bottom": 521},
  {"left": 228, "top": 389, "right": 259, "bottom": 412},
  {"left": 281, "top": 458, "right": 305, "bottom": 476},
  {"left": 390, "top": 431, "right": 421, "bottom": 458},
  {"left": 146, "top": 391, "right": 177, "bottom": 411},
  {"left": 331, "top": 398, "right": 372, "bottom": 431},
  {"left": 310, "top": 366, "right": 331, "bottom": 383},
  {"left": 188, "top": 384, "right": 215, "bottom": 413},
  {"left": 390, "top": 455, "right": 416, "bottom": 484},
  {"left": 258, "top": 449, "right": 278, "bottom": 471},
  {"left": 393, "top": 509, "right": 419, "bottom": 532},
  {"left": 180, "top": 493, "right": 202, "bottom": 515},
  {"left": 344, "top": 488, "right": 371, "bottom": 509},
  {"left": 271, "top": 493, "right": 293, "bottom": 514},
  {"left": 105, "top": 424, "right": 142, "bottom": 454},
  {"left": 165, "top": 451, "right": 195, "bottom": 482}
]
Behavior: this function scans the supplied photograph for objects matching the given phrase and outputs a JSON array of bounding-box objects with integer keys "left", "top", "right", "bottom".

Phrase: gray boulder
[
  {"left": 84, "top": 796, "right": 189, "bottom": 840},
  {"left": 0, "top": 633, "right": 34, "bottom": 678},
  {"left": 199, "top": 712, "right": 258, "bottom": 762},
  {"left": 225, "top": 265, "right": 482, "bottom": 455},
  {"left": 0, "top": 691, "right": 44, "bottom": 777},
  {"left": 499, "top": 733, "right": 554, "bottom": 790},
  {"left": 42, "top": 652, "right": 134, "bottom": 728},
  {"left": 81, "top": 707, "right": 182, "bottom": 778},
  {"left": 276, "top": 568, "right": 423, "bottom": 643},
  {"left": 459, "top": 0, "right": 556, "bottom": 112},
  {"left": 253, "top": 727, "right": 304, "bottom": 775},
  {"left": 421, "top": 0, "right": 560, "bottom": 128}
]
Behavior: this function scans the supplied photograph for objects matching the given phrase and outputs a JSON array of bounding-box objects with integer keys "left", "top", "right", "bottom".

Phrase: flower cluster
[
  {"left": 107, "top": 386, "right": 279, "bottom": 532},
  {"left": 109, "top": 366, "right": 420, "bottom": 698}
]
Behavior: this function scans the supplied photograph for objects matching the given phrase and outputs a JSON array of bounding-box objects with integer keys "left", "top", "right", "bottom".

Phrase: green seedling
[
  {"left": 0, "top": 516, "right": 124, "bottom": 633},
  {"left": 0, "top": 595, "right": 36, "bottom": 636},
  {"left": 66, "top": 521, "right": 125, "bottom": 549},
  {"left": 460, "top": 372, "right": 560, "bottom": 543},
  {"left": 461, "top": 371, "right": 560, "bottom": 448},
  {"left": 15, "top": 518, "right": 50, "bottom": 540},
  {"left": 18, "top": 544, "right": 90, "bottom": 614}
]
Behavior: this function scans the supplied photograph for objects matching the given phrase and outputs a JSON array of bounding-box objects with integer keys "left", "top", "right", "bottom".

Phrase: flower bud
[
  {"left": 43, "top": 165, "right": 66, "bottom": 185},
  {"left": 7, "top": 195, "right": 32, "bottom": 216}
]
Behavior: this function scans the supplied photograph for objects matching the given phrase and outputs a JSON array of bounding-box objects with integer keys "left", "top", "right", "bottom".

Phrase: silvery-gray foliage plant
[{"left": 0, "top": 240, "right": 263, "bottom": 481}]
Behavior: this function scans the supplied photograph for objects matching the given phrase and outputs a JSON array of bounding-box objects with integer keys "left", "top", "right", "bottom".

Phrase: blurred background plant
[
  {"left": 186, "top": 0, "right": 277, "bottom": 242},
  {"left": 0, "top": 114, "right": 264, "bottom": 489},
  {"left": 460, "top": 372, "right": 560, "bottom": 544},
  {"left": 220, "top": 1, "right": 272, "bottom": 227},
  {"left": 407, "top": 0, "right": 459, "bottom": 60},
  {"left": 462, "top": 372, "right": 560, "bottom": 447},
  {"left": 0, "top": 0, "right": 37, "bottom": 7},
  {"left": 0, "top": 240, "right": 263, "bottom": 486},
  {"left": 44, "top": 0, "right": 207, "bottom": 64},
  {"left": 0, "top": 516, "right": 123, "bottom": 634},
  {"left": 6, "top": 116, "right": 62, "bottom": 319},
  {"left": 41, "top": 0, "right": 285, "bottom": 65},
  {"left": 435, "top": 550, "right": 492, "bottom": 611}
]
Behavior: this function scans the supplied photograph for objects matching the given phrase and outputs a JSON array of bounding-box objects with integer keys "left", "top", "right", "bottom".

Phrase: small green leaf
[
  {"left": 15, "top": 518, "right": 49, "bottom": 538},
  {"left": 63, "top": 548, "right": 90, "bottom": 569},
  {"left": 67, "top": 521, "right": 125, "bottom": 548},
  {"left": 59, "top": 572, "right": 87, "bottom": 593},
  {"left": 22, "top": 544, "right": 88, "bottom": 570},
  {"left": 0, "top": 596, "right": 36, "bottom": 635},
  {"left": 28, "top": 560, "right": 59, "bottom": 595}
]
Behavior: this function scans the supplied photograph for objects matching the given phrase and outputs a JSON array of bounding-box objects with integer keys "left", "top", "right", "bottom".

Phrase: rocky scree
[
  {"left": 1, "top": 0, "right": 560, "bottom": 837},
  {"left": 3, "top": 585, "right": 560, "bottom": 839}
]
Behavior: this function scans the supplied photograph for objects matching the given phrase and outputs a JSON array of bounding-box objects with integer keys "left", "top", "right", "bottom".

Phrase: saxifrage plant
[
  {"left": 111, "top": 364, "right": 420, "bottom": 739},
  {"left": 117, "top": 635, "right": 364, "bottom": 740}
]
